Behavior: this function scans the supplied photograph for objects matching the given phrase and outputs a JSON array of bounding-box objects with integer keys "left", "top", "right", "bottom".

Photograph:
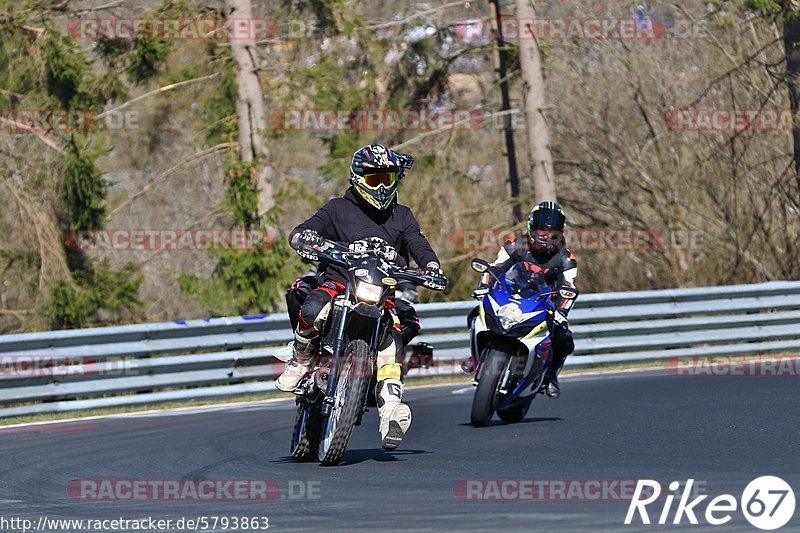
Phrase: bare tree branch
[
  {"left": 0, "top": 117, "right": 64, "bottom": 154},
  {"left": 364, "top": 1, "right": 466, "bottom": 30},
  {"left": 393, "top": 109, "right": 520, "bottom": 150},
  {"left": 106, "top": 142, "right": 236, "bottom": 221},
  {"left": 96, "top": 73, "right": 221, "bottom": 120}
]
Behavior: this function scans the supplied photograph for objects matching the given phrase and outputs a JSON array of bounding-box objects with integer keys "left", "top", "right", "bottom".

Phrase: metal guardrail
[{"left": 1, "top": 281, "right": 800, "bottom": 418}]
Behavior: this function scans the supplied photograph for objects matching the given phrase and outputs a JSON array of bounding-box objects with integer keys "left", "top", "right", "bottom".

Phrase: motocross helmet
[
  {"left": 349, "top": 144, "right": 412, "bottom": 210},
  {"left": 527, "top": 201, "right": 566, "bottom": 252}
]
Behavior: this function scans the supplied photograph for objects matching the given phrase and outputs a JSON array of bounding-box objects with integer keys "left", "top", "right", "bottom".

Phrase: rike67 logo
[{"left": 626, "top": 477, "right": 796, "bottom": 530}]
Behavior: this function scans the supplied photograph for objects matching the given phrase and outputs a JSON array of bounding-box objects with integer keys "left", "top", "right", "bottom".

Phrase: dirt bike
[{"left": 289, "top": 238, "right": 446, "bottom": 465}]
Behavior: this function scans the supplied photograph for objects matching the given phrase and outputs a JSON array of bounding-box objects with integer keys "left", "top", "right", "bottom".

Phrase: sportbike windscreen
[{"left": 503, "top": 263, "right": 549, "bottom": 299}]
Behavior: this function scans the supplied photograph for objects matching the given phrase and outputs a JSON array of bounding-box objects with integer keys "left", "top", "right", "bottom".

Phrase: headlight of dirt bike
[
  {"left": 497, "top": 303, "right": 523, "bottom": 330},
  {"left": 355, "top": 281, "right": 382, "bottom": 304}
]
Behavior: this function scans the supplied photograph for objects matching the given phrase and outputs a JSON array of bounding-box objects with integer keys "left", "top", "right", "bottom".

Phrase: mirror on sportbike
[
  {"left": 471, "top": 259, "right": 490, "bottom": 272},
  {"left": 467, "top": 261, "right": 556, "bottom": 427},
  {"left": 471, "top": 258, "right": 501, "bottom": 284}
]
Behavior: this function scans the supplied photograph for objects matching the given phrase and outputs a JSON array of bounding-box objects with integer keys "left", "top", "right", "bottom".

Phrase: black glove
[
  {"left": 422, "top": 265, "right": 444, "bottom": 278},
  {"left": 350, "top": 237, "right": 397, "bottom": 261},
  {"left": 420, "top": 265, "right": 447, "bottom": 291},
  {"left": 297, "top": 229, "right": 323, "bottom": 248}
]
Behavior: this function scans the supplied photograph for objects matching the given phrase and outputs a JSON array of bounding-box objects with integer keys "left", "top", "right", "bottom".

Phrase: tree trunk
[
  {"left": 490, "top": 0, "right": 522, "bottom": 223},
  {"left": 783, "top": 6, "right": 800, "bottom": 198},
  {"left": 224, "top": 0, "right": 274, "bottom": 215},
  {"left": 515, "top": 0, "right": 557, "bottom": 202},
  {"left": 780, "top": 4, "right": 800, "bottom": 277}
]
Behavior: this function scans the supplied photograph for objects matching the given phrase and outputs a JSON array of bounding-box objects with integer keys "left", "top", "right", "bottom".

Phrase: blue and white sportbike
[{"left": 467, "top": 259, "right": 556, "bottom": 427}]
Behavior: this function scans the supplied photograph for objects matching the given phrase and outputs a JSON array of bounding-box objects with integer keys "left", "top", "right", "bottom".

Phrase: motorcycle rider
[
  {"left": 275, "top": 144, "right": 444, "bottom": 450},
  {"left": 470, "top": 201, "right": 578, "bottom": 398}
]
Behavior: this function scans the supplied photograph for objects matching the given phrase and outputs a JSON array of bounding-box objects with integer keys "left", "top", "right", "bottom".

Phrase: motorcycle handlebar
[{"left": 296, "top": 240, "right": 447, "bottom": 291}]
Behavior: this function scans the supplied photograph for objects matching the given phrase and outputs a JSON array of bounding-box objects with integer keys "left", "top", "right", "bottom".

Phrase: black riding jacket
[{"left": 289, "top": 188, "right": 439, "bottom": 284}]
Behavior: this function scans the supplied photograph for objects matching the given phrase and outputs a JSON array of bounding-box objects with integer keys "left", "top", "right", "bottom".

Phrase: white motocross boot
[
  {"left": 275, "top": 333, "right": 314, "bottom": 392},
  {"left": 272, "top": 341, "right": 294, "bottom": 362},
  {"left": 376, "top": 372, "right": 411, "bottom": 450}
]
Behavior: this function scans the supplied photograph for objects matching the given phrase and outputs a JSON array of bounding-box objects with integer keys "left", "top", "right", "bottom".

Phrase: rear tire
[
  {"left": 318, "top": 339, "right": 371, "bottom": 465},
  {"left": 497, "top": 397, "right": 533, "bottom": 423},
  {"left": 470, "top": 349, "right": 507, "bottom": 427}
]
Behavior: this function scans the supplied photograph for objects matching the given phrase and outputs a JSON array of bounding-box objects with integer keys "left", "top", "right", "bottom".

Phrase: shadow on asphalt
[
  {"left": 271, "top": 448, "right": 430, "bottom": 466},
  {"left": 458, "top": 416, "right": 563, "bottom": 427},
  {"left": 338, "top": 448, "right": 430, "bottom": 465}
]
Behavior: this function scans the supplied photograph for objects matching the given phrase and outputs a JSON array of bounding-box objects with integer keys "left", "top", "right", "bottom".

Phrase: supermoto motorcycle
[
  {"left": 289, "top": 238, "right": 447, "bottom": 465},
  {"left": 467, "top": 259, "right": 556, "bottom": 427}
]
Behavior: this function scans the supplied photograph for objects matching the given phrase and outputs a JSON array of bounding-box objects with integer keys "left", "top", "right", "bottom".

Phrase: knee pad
[
  {"left": 551, "top": 325, "right": 574, "bottom": 356},
  {"left": 286, "top": 277, "right": 317, "bottom": 330},
  {"left": 299, "top": 297, "right": 332, "bottom": 333},
  {"left": 399, "top": 326, "right": 418, "bottom": 347},
  {"left": 563, "top": 337, "right": 575, "bottom": 357}
]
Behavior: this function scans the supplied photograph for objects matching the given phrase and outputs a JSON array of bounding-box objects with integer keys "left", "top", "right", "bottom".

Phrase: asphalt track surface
[{"left": 0, "top": 370, "right": 798, "bottom": 532}]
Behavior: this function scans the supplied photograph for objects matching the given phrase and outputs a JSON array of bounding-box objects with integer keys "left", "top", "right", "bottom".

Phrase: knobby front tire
[{"left": 318, "top": 339, "right": 371, "bottom": 465}]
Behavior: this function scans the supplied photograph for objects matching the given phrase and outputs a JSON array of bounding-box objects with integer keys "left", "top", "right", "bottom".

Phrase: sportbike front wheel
[
  {"left": 470, "top": 349, "right": 508, "bottom": 427},
  {"left": 318, "top": 340, "right": 371, "bottom": 466}
]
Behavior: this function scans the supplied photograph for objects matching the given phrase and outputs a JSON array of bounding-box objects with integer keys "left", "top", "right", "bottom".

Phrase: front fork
[
  {"left": 474, "top": 343, "right": 515, "bottom": 394},
  {"left": 498, "top": 361, "right": 514, "bottom": 395},
  {"left": 321, "top": 286, "right": 381, "bottom": 421},
  {"left": 322, "top": 286, "right": 351, "bottom": 418}
]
